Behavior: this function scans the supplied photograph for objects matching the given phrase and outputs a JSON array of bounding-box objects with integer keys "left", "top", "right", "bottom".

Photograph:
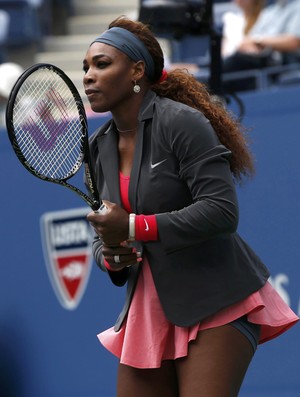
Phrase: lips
[{"left": 85, "top": 88, "right": 99, "bottom": 96}]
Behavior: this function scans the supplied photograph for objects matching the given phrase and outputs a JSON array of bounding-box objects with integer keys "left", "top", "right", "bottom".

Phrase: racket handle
[{"left": 94, "top": 203, "right": 108, "bottom": 214}]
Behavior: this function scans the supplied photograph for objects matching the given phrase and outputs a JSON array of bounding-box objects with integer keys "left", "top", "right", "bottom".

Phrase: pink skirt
[{"left": 98, "top": 257, "right": 299, "bottom": 369}]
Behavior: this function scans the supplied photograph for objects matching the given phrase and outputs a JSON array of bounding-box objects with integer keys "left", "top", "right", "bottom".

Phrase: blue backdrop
[{"left": 0, "top": 86, "right": 299, "bottom": 397}]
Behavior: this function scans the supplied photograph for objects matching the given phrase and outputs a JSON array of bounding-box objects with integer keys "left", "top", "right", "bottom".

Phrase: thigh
[
  {"left": 175, "top": 324, "right": 255, "bottom": 397},
  {"left": 117, "top": 360, "right": 179, "bottom": 397}
]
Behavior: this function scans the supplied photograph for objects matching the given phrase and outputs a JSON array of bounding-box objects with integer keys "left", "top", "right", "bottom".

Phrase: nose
[{"left": 83, "top": 67, "right": 95, "bottom": 85}]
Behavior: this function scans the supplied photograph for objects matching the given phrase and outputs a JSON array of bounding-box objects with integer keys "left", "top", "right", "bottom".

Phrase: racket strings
[
  {"left": 20, "top": 119, "right": 83, "bottom": 177},
  {"left": 12, "top": 68, "right": 84, "bottom": 180}
]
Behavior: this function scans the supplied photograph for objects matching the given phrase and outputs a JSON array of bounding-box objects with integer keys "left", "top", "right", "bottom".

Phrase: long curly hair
[{"left": 109, "top": 16, "right": 255, "bottom": 182}]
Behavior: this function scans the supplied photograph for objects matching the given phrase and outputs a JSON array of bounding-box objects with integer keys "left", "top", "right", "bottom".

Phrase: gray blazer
[{"left": 89, "top": 90, "right": 270, "bottom": 331}]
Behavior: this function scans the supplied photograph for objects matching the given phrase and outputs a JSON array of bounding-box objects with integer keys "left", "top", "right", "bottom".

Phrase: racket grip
[{"left": 94, "top": 203, "right": 108, "bottom": 214}]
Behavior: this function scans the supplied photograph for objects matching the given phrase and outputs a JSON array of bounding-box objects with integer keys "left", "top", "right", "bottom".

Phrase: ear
[{"left": 132, "top": 60, "right": 146, "bottom": 81}]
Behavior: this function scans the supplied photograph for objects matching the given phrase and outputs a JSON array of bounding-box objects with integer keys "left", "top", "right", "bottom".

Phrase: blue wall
[{"left": 0, "top": 87, "right": 299, "bottom": 396}]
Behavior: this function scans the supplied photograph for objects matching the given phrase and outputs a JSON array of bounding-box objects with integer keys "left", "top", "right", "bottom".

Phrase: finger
[
  {"left": 102, "top": 250, "right": 138, "bottom": 263},
  {"left": 103, "top": 246, "right": 135, "bottom": 256},
  {"left": 102, "top": 200, "right": 114, "bottom": 210},
  {"left": 106, "top": 253, "right": 141, "bottom": 267},
  {"left": 87, "top": 212, "right": 104, "bottom": 223}
]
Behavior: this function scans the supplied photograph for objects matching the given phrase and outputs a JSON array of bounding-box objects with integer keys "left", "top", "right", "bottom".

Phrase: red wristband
[{"left": 135, "top": 215, "right": 158, "bottom": 241}]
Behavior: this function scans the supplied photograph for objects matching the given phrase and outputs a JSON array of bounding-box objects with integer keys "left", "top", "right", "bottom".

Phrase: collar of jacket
[{"left": 98, "top": 89, "right": 156, "bottom": 138}]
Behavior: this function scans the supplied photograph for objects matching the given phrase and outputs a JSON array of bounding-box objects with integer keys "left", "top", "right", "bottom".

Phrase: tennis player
[{"left": 84, "top": 16, "right": 299, "bottom": 397}]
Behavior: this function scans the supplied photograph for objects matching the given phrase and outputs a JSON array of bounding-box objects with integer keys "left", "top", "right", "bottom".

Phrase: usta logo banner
[{"left": 40, "top": 207, "right": 94, "bottom": 310}]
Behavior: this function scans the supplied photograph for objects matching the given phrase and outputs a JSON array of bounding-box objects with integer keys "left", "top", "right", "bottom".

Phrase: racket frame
[{"left": 6, "top": 63, "right": 100, "bottom": 211}]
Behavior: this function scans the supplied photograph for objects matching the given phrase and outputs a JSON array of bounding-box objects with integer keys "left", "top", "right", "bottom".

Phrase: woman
[
  {"left": 223, "top": 0, "right": 300, "bottom": 90},
  {"left": 222, "top": 0, "right": 266, "bottom": 58},
  {"left": 167, "top": 0, "right": 266, "bottom": 73},
  {"left": 84, "top": 16, "right": 298, "bottom": 397}
]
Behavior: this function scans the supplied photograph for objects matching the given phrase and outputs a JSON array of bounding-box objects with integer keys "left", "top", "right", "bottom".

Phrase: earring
[{"left": 133, "top": 81, "right": 141, "bottom": 94}]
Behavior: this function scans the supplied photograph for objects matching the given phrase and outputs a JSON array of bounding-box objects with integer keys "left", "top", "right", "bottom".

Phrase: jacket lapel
[
  {"left": 129, "top": 91, "right": 156, "bottom": 212},
  {"left": 96, "top": 125, "right": 121, "bottom": 205},
  {"left": 128, "top": 121, "right": 144, "bottom": 213},
  {"left": 95, "top": 91, "right": 156, "bottom": 210}
]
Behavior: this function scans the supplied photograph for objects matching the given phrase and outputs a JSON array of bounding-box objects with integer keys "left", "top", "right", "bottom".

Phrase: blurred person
[
  {"left": 168, "top": 0, "right": 266, "bottom": 73},
  {"left": 84, "top": 16, "right": 299, "bottom": 397},
  {"left": 0, "top": 9, "right": 9, "bottom": 41},
  {"left": 50, "top": 0, "right": 74, "bottom": 35},
  {"left": 222, "top": 0, "right": 266, "bottom": 58},
  {"left": 223, "top": 0, "right": 300, "bottom": 89},
  {"left": 26, "top": 0, "right": 43, "bottom": 7},
  {"left": 0, "top": 62, "right": 24, "bottom": 128},
  {"left": 0, "top": 9, "right": 10, "bottom": 63}
]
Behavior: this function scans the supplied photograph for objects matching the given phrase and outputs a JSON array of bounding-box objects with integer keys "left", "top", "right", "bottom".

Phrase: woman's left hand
[
  {"left": 87, "top": 200, "right": 130, "bottom": 246},
  {"left": 102, "top": 243, "right": 140, "bottom": 270}
]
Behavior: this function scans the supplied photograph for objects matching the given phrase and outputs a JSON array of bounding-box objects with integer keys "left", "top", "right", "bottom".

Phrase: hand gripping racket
[{"left": 5, "top": 63, "right": 101, "bottom": 211}]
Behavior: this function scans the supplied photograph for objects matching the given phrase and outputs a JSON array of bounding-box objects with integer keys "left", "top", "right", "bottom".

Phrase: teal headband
[{"left": 91, "top": 27, "right": 155, "bottom": 80}]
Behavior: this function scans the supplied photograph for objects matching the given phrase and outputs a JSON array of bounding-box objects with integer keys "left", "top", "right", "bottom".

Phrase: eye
[
  {"left": 82, "top": 62, "right": 89, "bottom": 74},
  {"left": 97, "top": 61, "right": 110, "bottom": 69}
]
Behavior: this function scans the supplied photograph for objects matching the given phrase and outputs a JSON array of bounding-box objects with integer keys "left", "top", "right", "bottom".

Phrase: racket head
[{"left": 6, "top": 63, "right": 87, "bottom": 182}]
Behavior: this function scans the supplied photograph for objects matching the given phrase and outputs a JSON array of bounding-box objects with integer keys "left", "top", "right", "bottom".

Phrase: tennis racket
[{"left": 5, "top": 63, "right": 101, "bottom": 211}]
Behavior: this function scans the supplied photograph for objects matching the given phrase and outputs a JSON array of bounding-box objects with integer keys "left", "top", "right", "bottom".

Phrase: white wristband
[{"left": 128, "top": 213, "right": 136, "bottom": 241}]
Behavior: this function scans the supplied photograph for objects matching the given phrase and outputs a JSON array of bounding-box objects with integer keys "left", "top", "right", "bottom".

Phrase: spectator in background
[
  {"left": 167, "top": 0, "right": 266, "bottom": 74},
  {"left": 26, "top": 0, "right": 49, "bottom": 36},
  {"left": 0, "top": 9, "right": 10, "bottom": 63},
  {"left": 223, "top": 0, "right": 300, "bottom": 89},
  {"left": 50, "top": 0, "right": 74, "bottom": 35},
  {"left": 26, "top": 0, "right": 44, "bottom": 7},
  {"left": 25, "top": 0, "right": 73, "bottom": 36},
  {"left": 0, "top": 62, "right": 24, "bottom": 128},
  {"left": 222, "top": 0, "right": 266, "bottom": 58}
]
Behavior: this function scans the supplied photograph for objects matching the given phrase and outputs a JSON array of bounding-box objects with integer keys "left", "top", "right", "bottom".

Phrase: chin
[{"left": 89, "top": 102, "right": 108, "bottom": 114}]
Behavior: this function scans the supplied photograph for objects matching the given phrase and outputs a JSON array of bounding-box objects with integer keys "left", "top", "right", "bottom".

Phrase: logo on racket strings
[
  {"left": 25, "top": 88, "right": 70, "bottom": 152},
  {"left": 40, "top": 207, "right": 94, "bottom": 310}
]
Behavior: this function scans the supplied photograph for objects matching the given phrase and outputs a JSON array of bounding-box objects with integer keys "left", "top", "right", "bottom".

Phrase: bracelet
[{"left": 128, "top": 213, "right": 136, "bottom": 241}]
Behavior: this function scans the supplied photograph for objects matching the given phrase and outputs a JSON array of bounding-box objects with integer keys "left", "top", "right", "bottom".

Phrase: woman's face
[{"left": 83, "top": 42, "right": 136, "bottom": 113}]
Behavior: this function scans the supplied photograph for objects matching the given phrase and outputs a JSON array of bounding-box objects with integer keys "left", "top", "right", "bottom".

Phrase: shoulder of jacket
[{"left": 154, "top": 96, "right": 207, "bottom": 128}]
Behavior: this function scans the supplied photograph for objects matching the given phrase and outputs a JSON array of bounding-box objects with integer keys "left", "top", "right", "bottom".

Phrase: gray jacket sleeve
[{"left": 155, "top": 106, "right": 239, "bottom": 253}]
